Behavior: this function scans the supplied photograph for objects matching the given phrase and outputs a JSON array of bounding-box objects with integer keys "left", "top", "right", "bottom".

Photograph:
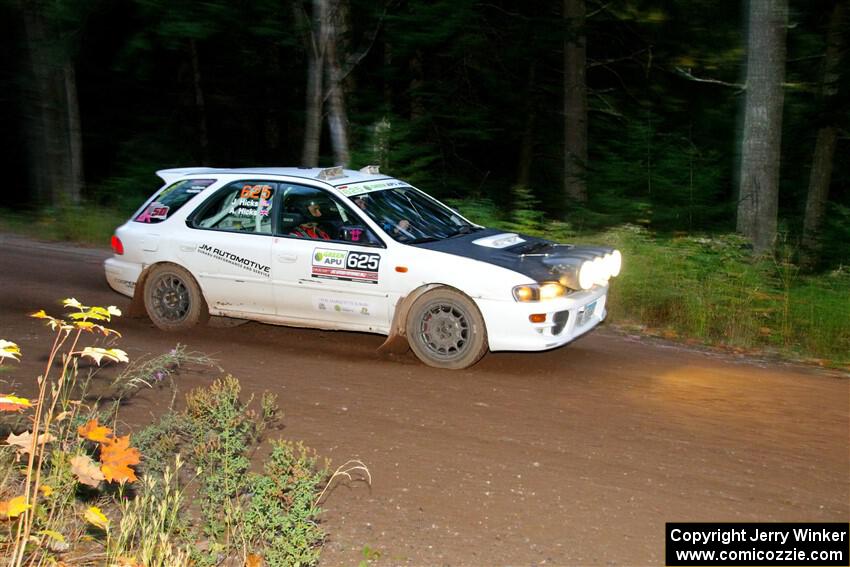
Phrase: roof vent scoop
[
  {"left": 317, "top": 166, "right": 346, "bottom": 180},
  {"left": 359, "top": 165, "right": 381, "bottom": 175}
]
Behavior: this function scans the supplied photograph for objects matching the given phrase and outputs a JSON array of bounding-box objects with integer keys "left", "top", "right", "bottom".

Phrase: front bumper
[
  {"left": 104, "top": 257, "right": 143, "bottom": 298},
  {"left": 476, "top": 285, "right": 608, "bottom": 351}
]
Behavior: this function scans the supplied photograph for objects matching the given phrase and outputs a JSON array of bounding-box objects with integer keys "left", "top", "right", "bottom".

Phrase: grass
[
  {"left": 1, "top": 199, "right": 847, "bottom": 368},
  {"left": 0, "top": 204, "right": 129, "bottom": 245}
]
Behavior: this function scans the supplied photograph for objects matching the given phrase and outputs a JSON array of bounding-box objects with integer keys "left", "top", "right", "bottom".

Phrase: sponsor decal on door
[
  {"left": 311, "top": 248, "right": 380, "bottom": 284},
  {"left": 198, "top": 244, "right": 271, "bottom": 278}
]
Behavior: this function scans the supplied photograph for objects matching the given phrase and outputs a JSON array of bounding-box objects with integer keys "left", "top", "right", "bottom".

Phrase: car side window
[
  {"left": 135, "top": 178, "right": 216, "bottom": 224},
  {"left": 278, "top": 184, "right": 382, "bottom": 246},
  {"left": 192, "top": 181, "right": 276, "bottom": 234}
]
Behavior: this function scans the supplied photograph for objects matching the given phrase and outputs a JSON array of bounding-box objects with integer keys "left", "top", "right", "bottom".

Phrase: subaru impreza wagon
[{"left": 104, "top": 166, "right": 621, "bottom": 369}]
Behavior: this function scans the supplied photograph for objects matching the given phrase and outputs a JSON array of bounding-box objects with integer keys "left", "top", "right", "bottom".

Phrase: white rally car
[{"left": 104, "top": 166, "right": 621, "bottom": 369}]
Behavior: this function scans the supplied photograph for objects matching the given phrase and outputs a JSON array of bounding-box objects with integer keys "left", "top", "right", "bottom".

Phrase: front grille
[{"left": 552, "top": 310, "right": 570, "bottom": 335}]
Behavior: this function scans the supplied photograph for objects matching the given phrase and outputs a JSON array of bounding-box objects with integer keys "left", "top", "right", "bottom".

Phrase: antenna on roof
[
  {"left": 317, "top": 166, "right": 346, "bottom": 180},
  {"left": 359, "top": 165, "right": 381, "bottom": 175}
]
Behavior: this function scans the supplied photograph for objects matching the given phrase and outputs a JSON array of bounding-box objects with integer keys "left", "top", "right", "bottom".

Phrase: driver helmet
[{"left": 293, "top": 195, "right": 331, "bottom": 219}]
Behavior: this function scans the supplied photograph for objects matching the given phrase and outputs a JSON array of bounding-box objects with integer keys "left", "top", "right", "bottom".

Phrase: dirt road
[{"left": 1, "top": 233, "right": 847, "bottom": 566}]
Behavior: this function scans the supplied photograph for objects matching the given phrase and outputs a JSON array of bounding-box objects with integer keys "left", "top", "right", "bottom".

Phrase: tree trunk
[
  {"left": 800, "top": 0, "right": 848, "bottom": 268},
  {"left": 325, "top": 0, "right": 350, "bottom": 166},
  {"left": 409, "top": 50, "right": 425, "bottom": 122},
  {"left": 517, "top": 63, "right": 537, "bottom": 189},
  {"left": 64, "top": 61, "right": 84, "bottom": 203},
  {"left": 563, "top": 0, "right": 588, "bottom": 203},
  {"left": 736, "top": 0, "right": 788, "bottom": 255},
  {"left": 189, "top": 39, "right": 211, "bottom": 165},
  {"left": 301, "top": 0, "right": 326, "bottom": 168},
  {"left": 265, "top": 44, "right": 282, "bottom": 159},
  {"left": 21, "top": 3, "right": 73, "bottom": 206}
]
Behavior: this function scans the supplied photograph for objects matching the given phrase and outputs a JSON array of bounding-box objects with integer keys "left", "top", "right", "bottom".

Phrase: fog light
[{"left": 529, "top": 313, "right": 546, "bottom": 323}]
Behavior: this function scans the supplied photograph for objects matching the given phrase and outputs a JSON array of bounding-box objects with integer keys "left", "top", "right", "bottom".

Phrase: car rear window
[{"left": 134, "top": 178, "right": 216, "bottom": 224}]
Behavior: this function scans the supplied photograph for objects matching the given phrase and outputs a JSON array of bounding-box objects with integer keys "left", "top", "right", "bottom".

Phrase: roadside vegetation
[
  {"left": 0, "top": 299, "right": 367, "bottom": 565},
  {"left": 2, "top": 193, "right": 849, "bottom": 368}
]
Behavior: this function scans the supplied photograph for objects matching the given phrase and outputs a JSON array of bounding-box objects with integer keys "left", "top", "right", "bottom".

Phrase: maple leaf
[
  {"left": 78, "top": 347, "right": 129, "bottom": 365},
  {"left": 83, "top": 506, "right": 109, "bottom": 530},
  {"left": 30, "top": 310, "right": 72, "bottom": 332},
  {"left": 0, "top": 496, "right": 30, "bottom": 519},
  {"left": 0, "top": 395, "right": 32, "bottom": 412},
  {"left": 62, "top": 298, "right": 83, "bottom": 309},
  {"left": 0, "top": 340, "right": 21, "bottom": 362},
  {"left": 78, "top": 418, "right": 113, "bottom": 443},
  {"left": 6, "top": 430, "right": 55, "bottom": 455},
  {"left": 70, "top": 454, "right": 106, "bottom": 487},
  {"left": 245, "top": 554, "right": 265, "bottom": 567},
  {"left": 99, "top": 435, "right": 140, "bottom": 484}
]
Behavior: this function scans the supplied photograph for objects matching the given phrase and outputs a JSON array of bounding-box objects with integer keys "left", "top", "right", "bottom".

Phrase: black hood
[{"left": 413, "top": 228, "right": 611, "bottom": 286}]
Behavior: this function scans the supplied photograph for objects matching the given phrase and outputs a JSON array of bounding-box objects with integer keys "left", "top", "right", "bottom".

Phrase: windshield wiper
[
  {"left": 407, "top": 236, "right": 441, "bottom": 244},
  {"left": 446, "top": 225, "right": 480, "bottom": 238}
]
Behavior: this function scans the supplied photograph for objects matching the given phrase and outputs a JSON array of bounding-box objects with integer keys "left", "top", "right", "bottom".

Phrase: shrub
[{"left": 1, "top": 299, "right": 361, "bottom": 566}]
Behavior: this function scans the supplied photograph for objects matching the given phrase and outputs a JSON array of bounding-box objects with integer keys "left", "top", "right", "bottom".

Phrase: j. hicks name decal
[
  {"left": 311, "top": 248, "right": 380, "bottom": 284},
  {"left": 198, "top": 244, "right": 271, "bottom": 278}
]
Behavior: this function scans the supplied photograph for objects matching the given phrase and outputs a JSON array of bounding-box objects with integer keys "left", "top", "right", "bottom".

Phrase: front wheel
[
  {"left": 143, "top": 264, "right": 208, "bottom": 331},
  {"left": 405, "top": 288, "right": 488, "bottom": 370}
]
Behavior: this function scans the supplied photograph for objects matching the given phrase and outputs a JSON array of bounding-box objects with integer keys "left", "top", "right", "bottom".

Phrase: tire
[
  {"left": 143, "top": 263, "right": 208, "bottom": 331},
  {"left": 405, "top": 288, "right": 488, "bottom": 370}
]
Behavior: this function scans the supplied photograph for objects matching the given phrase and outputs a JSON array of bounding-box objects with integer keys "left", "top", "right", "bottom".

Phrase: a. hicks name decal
[
  {"left": 198, "top": 244, "right": 271, "bottom": 278},
  {"left": 311, "top": 248, "right": 380, "bottom": 284}
]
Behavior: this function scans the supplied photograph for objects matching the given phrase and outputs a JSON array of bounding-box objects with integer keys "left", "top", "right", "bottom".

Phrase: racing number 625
[{"left": 347, "top": 252, "right": 380, "bottom": 271}]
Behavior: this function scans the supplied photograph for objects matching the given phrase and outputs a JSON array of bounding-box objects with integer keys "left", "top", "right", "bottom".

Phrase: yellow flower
[
  {"left": 39, "top": 485, "right": 54, "bottom": 498},
  {"left": 84, "top": 506, "right": 109, "bottom": 530}
]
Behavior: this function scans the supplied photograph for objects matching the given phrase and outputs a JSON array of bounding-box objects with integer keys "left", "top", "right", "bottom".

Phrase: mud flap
[
  {"left": 377, "top": 284, "right": 440, "bottom": 357},
  {"left": 377, "top": 295, "right": 411, "bottom": 355},
  {"left": 127, "top": 267, "right": 149, "bottom": 319}
]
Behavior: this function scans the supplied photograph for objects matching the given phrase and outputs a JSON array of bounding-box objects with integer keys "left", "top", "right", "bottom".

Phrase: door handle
[{"left": 277, "top": 253, "right": 298, "bottom": 263}]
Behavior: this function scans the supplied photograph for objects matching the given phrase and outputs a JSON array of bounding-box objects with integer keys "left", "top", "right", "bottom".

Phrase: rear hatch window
[{"left": 134, "top": 179, "right": 216, "bottom": 224}]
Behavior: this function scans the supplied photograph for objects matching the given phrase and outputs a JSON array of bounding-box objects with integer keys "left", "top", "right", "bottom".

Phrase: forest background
[{"left": 0, "top": 0, "right": 848, "bottom": 364}]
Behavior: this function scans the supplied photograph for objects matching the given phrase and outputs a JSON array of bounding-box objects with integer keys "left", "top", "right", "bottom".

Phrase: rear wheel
[
  {"left": 405, "top": 288, "right": 488, "bottom": 369},
  {"left": 143, "top": 264, "right": 207, "bottom": 331}
]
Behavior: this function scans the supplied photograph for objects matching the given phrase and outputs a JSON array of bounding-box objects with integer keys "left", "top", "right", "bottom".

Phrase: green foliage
[
  {"left": 184, "top": 376, "right": 263, "bottom": 539},
  {"left": 600, "top": 226, "right": 850, "bottom": 365},
  {"left": 581, "top": 113, "right": 732, "bottom": 232},
  {"left": 109, "top": 458, "right": 192, "bottom": 566},
  {"left": 242, "top": 441, "right": 327, "bottom": 566},
  {"left": 0, "top": 205, "right": 128, "bottom": 245},
  {"left": 142, "top": 375, "right": 329, "bottom": 565},
  {"left": 134, "top": 411, "right": 192, "bottom": 478}
]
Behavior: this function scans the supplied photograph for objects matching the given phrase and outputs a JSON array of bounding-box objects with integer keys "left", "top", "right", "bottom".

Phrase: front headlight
[
  {"left": 610, "top": 249, "right": 622, "bottom": 277},
  {"left": 512, "top": 282, "right": 567, "bottom": 302},
  {"left": 578, "top": 260, "right": 596, "bottom": 290}
]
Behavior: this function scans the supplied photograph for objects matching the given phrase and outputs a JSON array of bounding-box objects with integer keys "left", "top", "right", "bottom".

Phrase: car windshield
[{"left": 346, "top": 185, "right": 478, "bottom": 243}]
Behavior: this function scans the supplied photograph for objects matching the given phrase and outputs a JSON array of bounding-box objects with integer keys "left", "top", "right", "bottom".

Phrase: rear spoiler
[{"left": 156, "top": 167, "right": 219, "bottom": 186}]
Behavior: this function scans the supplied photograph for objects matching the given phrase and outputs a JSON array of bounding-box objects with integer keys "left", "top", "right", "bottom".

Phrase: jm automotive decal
[
  {"left": 198, "top": 244, "right": 271, "bottom": 278},
  {"left": 311, "top": 248, "right": 380, "bottom": 284}
]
